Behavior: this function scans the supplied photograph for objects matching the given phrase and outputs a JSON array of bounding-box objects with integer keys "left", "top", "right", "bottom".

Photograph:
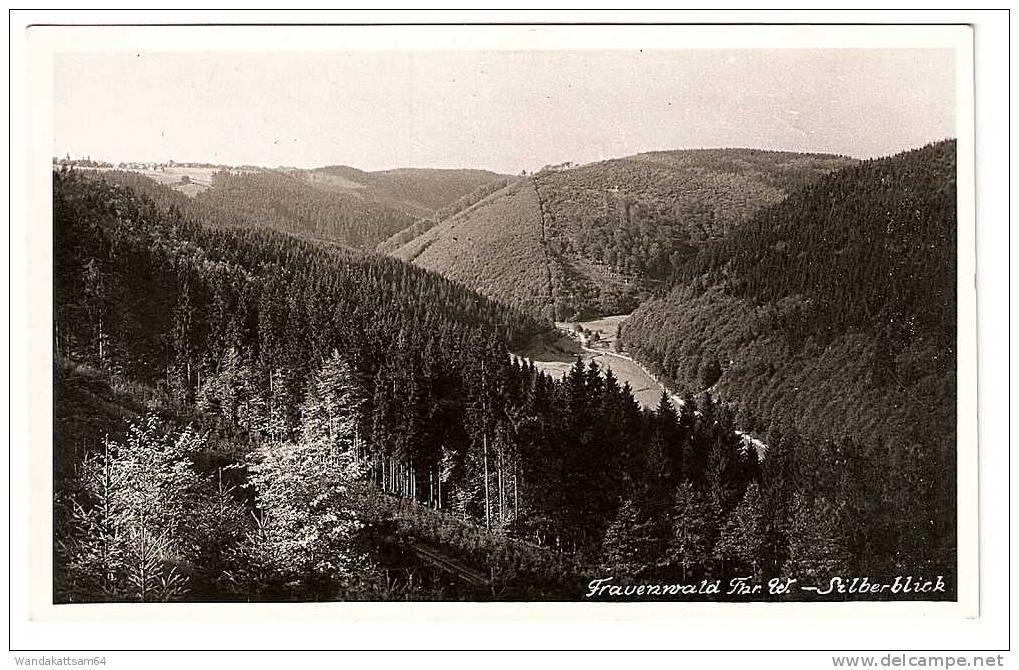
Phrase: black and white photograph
[
  {"left": 46, "top": 33, "right": 967, "bottom": 604},
  {"left": 10, "top": 10, "right": 1010, "bottom": 660}
]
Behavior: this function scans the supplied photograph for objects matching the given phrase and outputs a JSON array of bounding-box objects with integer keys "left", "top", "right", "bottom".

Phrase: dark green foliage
[
  {"left": 715, "top": 482, "right": 767, "bottom": 576},
  {"left": 663, "top": 480, "right": 714, "bottom": 580},
  {"left": 782, "top": 494, "right": 851, "bottom": 583},
  {"left": 697, "top": 353, "right": 722, "bottom": 390},
  {"left": 725, "top": 142, "right": 954, "bottom": 339}
]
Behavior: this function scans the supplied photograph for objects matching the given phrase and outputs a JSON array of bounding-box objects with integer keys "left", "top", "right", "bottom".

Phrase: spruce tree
[
  {"left": 783, "top": 494, "right": 851, "bottom": 584},
  {"left": 655, "top": 390, "right": 682, "bottom": 480},
  {"left": 600, "top": 497, "right": 661, "bottom": 578},
  {"left": 664, "top": 480, "right": 714, "bottom": 581},
  {"left": 715, "top": 482, "right": 766, "bottom": 577},
  {"left": 299, "top": 349, "right": 364, "bottom": 466},
  {"left": 57, "top": 415, "right": 203, "bottom": 602}
]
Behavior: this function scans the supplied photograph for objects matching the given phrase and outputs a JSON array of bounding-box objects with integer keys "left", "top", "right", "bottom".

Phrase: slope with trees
[
  {"left": 193, "top": 170, "right": 417, "bottom": 248},
  {"left": 89, "top": 164, "right": 508, "bottom": 250},
  {"left": 376, "top": 176, "right": 512, "bottom": 254},
  {"left": 390, "top": 178, "right": 559, "bottom": 316},
  {"left": 620, "top": 141, "right": 958, "bottom": 574},
  {"left": 391, "top": 149, "right": 854, "bottom": 318}
]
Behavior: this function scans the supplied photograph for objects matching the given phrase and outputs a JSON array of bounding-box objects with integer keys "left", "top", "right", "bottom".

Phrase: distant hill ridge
[
  {"left": 91, "top": 163, "right": 509, "bottom": 250},
  {"left": 300, "top": 165, "right": 508, "bottom": 220}
]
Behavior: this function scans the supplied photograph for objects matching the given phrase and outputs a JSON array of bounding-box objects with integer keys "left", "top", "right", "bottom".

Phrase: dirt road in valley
[
  {"left": 513, "top": 314, "right": 678, "bottom": 410},
  {"left": 513, "top": 314, "right": 768, "bottom": 458}
]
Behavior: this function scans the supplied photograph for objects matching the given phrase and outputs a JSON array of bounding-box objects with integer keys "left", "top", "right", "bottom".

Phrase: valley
[
  {"left": 514, "top": 314, "right": 675, "bottom": 410},
  {"left": 51, "top": 139, "right": 958, "bottom": 603}
]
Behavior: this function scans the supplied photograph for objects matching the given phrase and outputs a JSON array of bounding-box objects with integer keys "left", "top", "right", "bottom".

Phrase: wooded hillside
[
  {"left": 391, "top": 149, "right": 855, "bottom": 318},
  {"left": 90, "top": 165, "right": 507, "bottom": 250},
  {"left": 621, "top": 141, "right": 957, "bottom": 557}
]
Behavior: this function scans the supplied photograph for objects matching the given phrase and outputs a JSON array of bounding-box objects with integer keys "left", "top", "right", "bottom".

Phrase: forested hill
[
  {"left": 55, "top": 168, "right": 549, "bottom": 388},
  {"left": 299, "top": 165, "right": 507, "bottom": 219},
  {"left": 390, "top": 149, "right": 855, "bottom": 319},
  {"left": 194, "top": 170, "right": 420, "bottom": 248},
  {"left": 622, "top": 139, "right": 957, "bottom": 498},
  {"left": 90, "top": 165, "right": 507, "bottom": 250},
  {"left": 390, "top": 178, "right": 554, "bottom": 315},
  {"left": 357, "top": 167, "right": 509, "bottom": 213}
]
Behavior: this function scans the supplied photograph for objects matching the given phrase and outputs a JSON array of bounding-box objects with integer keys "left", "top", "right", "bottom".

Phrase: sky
[{"left": 53, "top": 49, "right": 956, "bottom": 174}]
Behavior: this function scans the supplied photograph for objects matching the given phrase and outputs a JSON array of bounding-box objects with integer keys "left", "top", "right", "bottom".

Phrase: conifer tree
[
  {"left": 57, "top": 416, "right": 203, "bottom": 602},
  {"left": 783, "top": 494, "right": 851, "bottom": 584},
  {"left": 664, "top": 480, "right": 714, "bottom": 581},
  {"left": 715, "top": 482, "right": 766, "bottom": 577},
  {"left": 236, "top": 435, "right": 365, "bottom": 595},
  {"left": 300, "top": 349, "right": 364, "bottom": 464},
  {"left": 169, "top": 282, "right": 196, "bottom": 402},
  {"left": 600, "top": 497, "right": 661, "bottom": 577},
  {"left": 654, "top": 390, "right": 682, "bottom": 480}
]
